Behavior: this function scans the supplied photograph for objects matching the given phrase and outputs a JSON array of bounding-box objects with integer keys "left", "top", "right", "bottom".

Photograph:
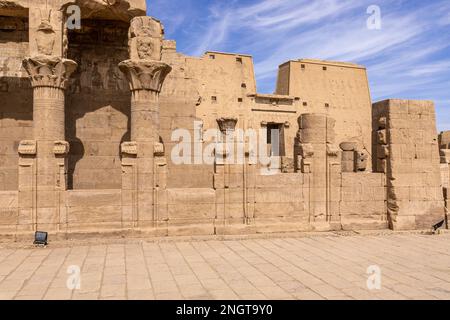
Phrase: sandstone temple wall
[
  {"left": 65, "top": 19, "right": 131, "bottom": 189},
  {"left": 373, "top": 99, "right": 445, "bottom": 230},
  {"left": 340, "top": 173, "right": 387, "bottom": 230},
  {"left": 0, "top": 0, "right": 447, "bottom": 239},
  {"left": 275, "top": 60, "right": 373, "bottom": 170}
]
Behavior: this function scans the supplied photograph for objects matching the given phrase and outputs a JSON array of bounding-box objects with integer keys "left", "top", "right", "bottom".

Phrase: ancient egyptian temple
[{"left": 0, "top": 0, "right": 448, "bottom": 240}]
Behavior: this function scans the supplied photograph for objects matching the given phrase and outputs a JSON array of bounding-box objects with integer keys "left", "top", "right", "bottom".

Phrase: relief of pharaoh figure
[
  {"left": 106, "top": 59, "right": 124, "bottom": 90},
  {"left": 91, "top": 62, "right": 104, "bottom": 89}
]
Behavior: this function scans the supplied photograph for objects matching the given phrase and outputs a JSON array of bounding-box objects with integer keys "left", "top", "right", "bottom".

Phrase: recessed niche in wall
[
  {"left": 238, "top": 98, "right": 243, "bottom": 102},
  {"left": 211, "top": 96, "right": 217, "bottom": 103},
  {"left": 236, "top": 57, "right": 243, "bottom": 63},
  {"left": 303, "top": 102, "right": 308, "bottom": 106},
  {"left": 209, "top": 54, "right": 215, "bottom": 59},
  {"left": 66, "top": 19, "right": 131, "bottom": 190},
  {"left": 323, "top": 66, "right": 327, "bottom": 71},
  {"left": 241, "top": 83, "right": 246, "bottom": 88}
]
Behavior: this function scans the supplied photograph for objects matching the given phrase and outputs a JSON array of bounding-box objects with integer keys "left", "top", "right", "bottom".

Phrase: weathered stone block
[
  {"left": 255, "top": 173, "right": 302, "bottom": 188},
  {"left": 68, "top": 206, "right": 122, "bottom": 224},
  {"left": 168, "top": 203, "right": 215, "bottom": 220},
  {"left": 67, "top": 190, "right": 122, "bottom": 207},
  {"left": 340, "top": 200, "right": 385, "bottom": 216},
  {"left": 255, "top": 188, "right": 303, "bottom": 203}
]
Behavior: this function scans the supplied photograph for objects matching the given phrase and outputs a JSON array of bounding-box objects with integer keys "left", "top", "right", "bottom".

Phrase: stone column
[
  {"left": 20, "top": 55, "right": 77, "bottom": 232},
  {"left": 119, "top": 17, "right": 171, "bottom": 229},
  {"left": 214, "top": 118, "right": 241, "bottom": 231}
]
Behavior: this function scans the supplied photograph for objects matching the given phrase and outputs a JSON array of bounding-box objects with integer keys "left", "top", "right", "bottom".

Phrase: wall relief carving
[
  {"left": 66, "top": 20, "right": 129, "bottom": 93},
  {"left": 36, "top": 10, "right": 56, "bottom": 56}
]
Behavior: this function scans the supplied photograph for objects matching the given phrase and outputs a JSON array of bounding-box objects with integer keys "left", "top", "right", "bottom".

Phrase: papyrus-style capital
[
  {"left": 217, "top": 117, "right": 238, "bottom": 133},
  {"left": 22, "top": 55, "right": 77, "bottom": 89},
  {"left": 118, "top": 60, "right": 171, "bottom": 92}
]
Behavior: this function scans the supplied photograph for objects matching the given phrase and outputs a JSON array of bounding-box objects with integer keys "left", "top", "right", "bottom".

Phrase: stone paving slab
[{"left": 0, "top": 233, "right": 449, "bottom": 300}]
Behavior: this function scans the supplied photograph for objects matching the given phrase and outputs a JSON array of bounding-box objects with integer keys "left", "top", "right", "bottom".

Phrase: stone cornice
[
  {"left": 118, "top": 59, "right": 171, "bottom": 93},
  {"left": 22, "top": 55, "right": 77, "bottom": 90}
]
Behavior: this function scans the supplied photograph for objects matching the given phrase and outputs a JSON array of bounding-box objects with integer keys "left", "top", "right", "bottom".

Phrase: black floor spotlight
[
  {"left": 432, "top": 219, "right": 445, "bottom": 234},
  {"left": 33, "top": 231, "right": 48, "bottom": 246}
]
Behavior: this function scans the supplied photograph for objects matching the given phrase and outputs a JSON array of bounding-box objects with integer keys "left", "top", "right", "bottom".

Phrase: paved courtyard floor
[{"left": 0, "top": 232, "right": 449, "bottom": 300}]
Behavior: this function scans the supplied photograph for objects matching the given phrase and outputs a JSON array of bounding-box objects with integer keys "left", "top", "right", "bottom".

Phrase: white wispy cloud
[
  {"left": 194, "top": 10, "right": 231, "bottom": 56},
  {"left": 150, "top": 0, "right": 450, "bottom": 130}
]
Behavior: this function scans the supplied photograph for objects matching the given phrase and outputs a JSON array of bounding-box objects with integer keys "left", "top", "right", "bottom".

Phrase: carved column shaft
[
  {"left": 130, "top": 91, "right": 159, "bottom": 143},
  {"left": 33, "top": 87, "right": 65, "bottom": 141},
  {"left": 214, "top": 118, "right": 242, "bottom": 227},
  {"left": 298, "top": 113, "right": 338, "bottom": 228}
]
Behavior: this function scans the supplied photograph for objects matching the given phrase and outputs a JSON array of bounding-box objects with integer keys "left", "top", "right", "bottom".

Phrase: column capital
[
  {"left": 22, "top": 55, "right": 77, "bottom": 90},
  {"left": 217, "top": 117, "right": 238, "bottom": 134},
  {"left": 119, "top": 59, "right": 171, "bottom": 93}
]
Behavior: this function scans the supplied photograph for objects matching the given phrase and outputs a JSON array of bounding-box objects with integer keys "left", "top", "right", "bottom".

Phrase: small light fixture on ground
[{"left": 33, "top": 231, "right": 48, "bottom": 246}]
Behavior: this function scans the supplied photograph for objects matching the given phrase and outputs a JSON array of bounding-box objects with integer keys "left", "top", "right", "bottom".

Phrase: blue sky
[{"left": 148, "top": 0, "right": 450, "bottom": 130}]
